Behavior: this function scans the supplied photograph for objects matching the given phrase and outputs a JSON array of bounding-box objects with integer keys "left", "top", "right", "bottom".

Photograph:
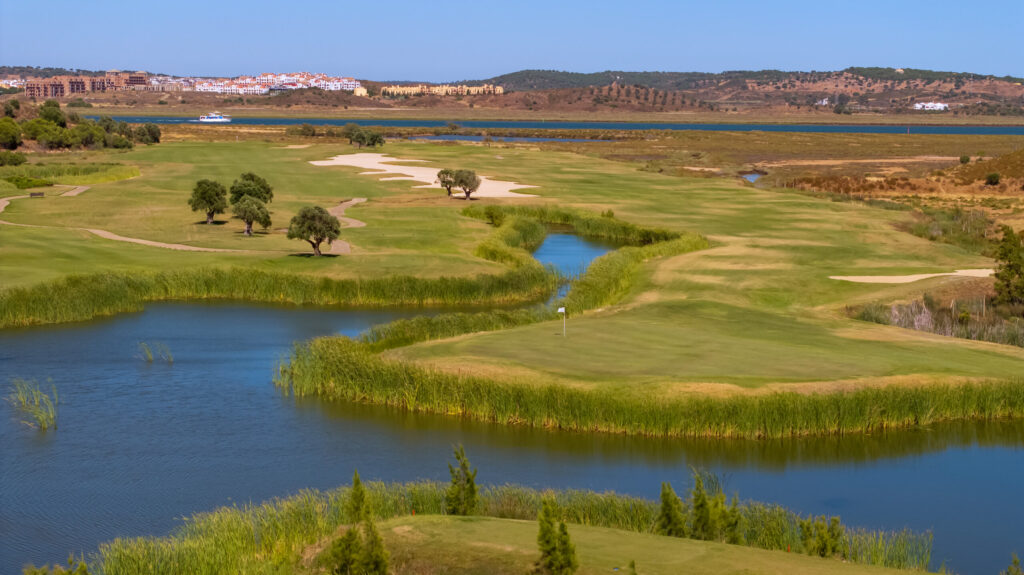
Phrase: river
[
  {"left": 89, "top": 116, "right": 1024, "bottom": 136},
  {"left": 1, "top": 233, "right": 1021, "bottom": 574}
]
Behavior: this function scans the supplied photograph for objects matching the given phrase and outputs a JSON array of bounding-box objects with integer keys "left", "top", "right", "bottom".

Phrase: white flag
[{"left": 557, "top": 307, "right": 566, "bottom": 313}]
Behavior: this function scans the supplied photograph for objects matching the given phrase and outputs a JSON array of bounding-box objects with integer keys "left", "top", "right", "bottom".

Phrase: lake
[
  {"left": 90, "top": 116, "right": 1024, "bottom": 136},
  {"left": 1, "top": 233, "right": 1022, "bottom": 575}
]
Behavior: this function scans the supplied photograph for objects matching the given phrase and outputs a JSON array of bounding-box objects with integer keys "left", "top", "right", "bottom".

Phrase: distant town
[{"left": 0, "top": 70, "right": 505, "bottom": 100}]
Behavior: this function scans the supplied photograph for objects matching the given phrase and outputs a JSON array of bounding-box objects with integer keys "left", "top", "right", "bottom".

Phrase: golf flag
[{"left": 557, "top": 307, "right": 565, "bottom": 313}]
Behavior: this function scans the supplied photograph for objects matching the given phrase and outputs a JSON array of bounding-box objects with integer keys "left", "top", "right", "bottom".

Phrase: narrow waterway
[{"left": 1, "top": 234, "right": 1021, "bottom": 574}]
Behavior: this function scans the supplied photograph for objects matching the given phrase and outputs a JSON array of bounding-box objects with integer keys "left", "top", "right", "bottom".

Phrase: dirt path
[
  {"left": 830, "top": 269, "right": 994, "bottom": 284},
  {"left": 310, "top": 153, "right": 538, "bottom": 198},
  {"left": 758, "top": 156, "right": 962, "bottom": 168},
  {"left": 327, "top": 197, "right": 367, "bottom": 254},
  {"left": 61, "top": 186, "right": 91, "bottom": 197},
  {"left": 0, "top": 193, "right": 250, "bottom": 253}
]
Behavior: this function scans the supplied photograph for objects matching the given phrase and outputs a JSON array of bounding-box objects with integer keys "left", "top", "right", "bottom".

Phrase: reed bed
[
  {"left": 0, "top": 163, "right": 139, "bottom": 186},
  {"left": 463, "top": 204, "right": 679, "bottom": 245},
  {"left": 6, "top": 378, "right": 58, "bottom": 431},
  {"left": 138, "top": 342, "right": 173, "bottom": 364},
  {"left": 277, "top": 338, "right": 1024, "bottom": 439},
  {"left": 0, "top": 265, "right": 558, "bottom": 329},
  {"left": 93, "top": 480, "right": 932, "bottom": 575}
]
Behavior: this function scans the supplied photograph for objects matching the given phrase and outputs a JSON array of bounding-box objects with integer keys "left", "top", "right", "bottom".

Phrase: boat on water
[{"left": 198, "top": 112, "right": 231, "bottom": 123}]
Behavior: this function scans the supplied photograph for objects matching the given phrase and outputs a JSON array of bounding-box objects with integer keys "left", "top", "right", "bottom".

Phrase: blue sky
[{"left": 2, "top": 0, "right": 1021, "bottom": 80}]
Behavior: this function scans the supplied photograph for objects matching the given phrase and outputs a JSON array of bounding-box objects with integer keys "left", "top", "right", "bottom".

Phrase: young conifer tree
[
  {"left": 347, "top": 469, "right": 367, "bottom": 521},
  {"left": 445, "top": 444, "right": 478, "bottom": 516},
  {"left": 655, "top": 482, "right": 687, "bottom": 537},
  {"left": 359, "top": 515, "right": 390, "bottom": 575}
]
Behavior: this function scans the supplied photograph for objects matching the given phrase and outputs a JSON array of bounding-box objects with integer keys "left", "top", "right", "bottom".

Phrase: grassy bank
[
  {"left": 278, "top": 336, "right": 1024, "bottom": 439},
  {"left": 91, "top": 480, "right": 931, "bottom": 575}
]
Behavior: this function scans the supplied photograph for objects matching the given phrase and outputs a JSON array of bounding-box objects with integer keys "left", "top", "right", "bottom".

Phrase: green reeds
[
  {"left": 6, "top": 378, "right": 58, "bottom": 431},
  {"left": 277, "top": 338, "right": 1024, "bottom": 439},
  {"left": 0, "top": 265, "right": 558, "bottom": 329},
  {"left": 138, "top": 342, "right": 173, "bottom": 364},
  {"left": 463, "top": 204, "right": 680, "bottom": 245},
  {"left": 92, "top": 480, "right": 932, "bottom": 575},
  {"left": 0, "top": 162, "right": 139, "bottom": 185}
]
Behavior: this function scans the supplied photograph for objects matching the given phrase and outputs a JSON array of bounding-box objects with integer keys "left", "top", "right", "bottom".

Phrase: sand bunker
[
  {"left": 830, "top": 269, "right": 994, "bottom": 284},
  {"left": 275, "top": 144, "right": 312, "bottom": 149},
  {"left": 310, "top": 153, "right": 538, "bottom": 198}
]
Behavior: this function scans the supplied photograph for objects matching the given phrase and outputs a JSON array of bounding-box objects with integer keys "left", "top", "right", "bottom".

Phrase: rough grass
[{"left": 93, "top": 480, "right": 931, "bottom": 575}]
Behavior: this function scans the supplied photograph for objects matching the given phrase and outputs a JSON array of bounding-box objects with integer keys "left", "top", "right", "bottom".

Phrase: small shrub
[
  {"left": 986, "top": 172, "right": 1002, "bottom": 186},
  {"left": 959, "top": 155, "right": 970, "bottom": 164},
  {"left": 0, "top": 150, "right": 27, "bottom": 166},
  {"left": 4, "top": 175, "right": 52, "bottom": 189}
]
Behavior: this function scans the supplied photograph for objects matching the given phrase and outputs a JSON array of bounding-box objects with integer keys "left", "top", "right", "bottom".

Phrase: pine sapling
[
  {"left": 445, "top": 444, "right": 478, "bottom": 516},
  {"left": 655, "top": 482, "right": 687, "bottom": 537}
]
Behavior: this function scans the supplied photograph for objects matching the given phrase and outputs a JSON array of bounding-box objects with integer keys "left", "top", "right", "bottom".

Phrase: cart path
[
  {"left": 0, "top": 194, "right": 253, "bottom": 253},
  {"left": 830, "top": 269, "right": 995, "bottom": 284},
  {"left": 327, "top": 197, "right": 367, "bottom": 254},
  {"left": 61, "top": 186, "right": 91, "bottom": 197}
]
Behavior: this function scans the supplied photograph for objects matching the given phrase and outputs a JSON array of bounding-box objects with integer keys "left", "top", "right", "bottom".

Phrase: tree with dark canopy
[
  {"left": 993, "top": 225, "right": 1024, "bottom": 308},
  {"left": 287, "top": 205, "right": 341, "bottom": 256},
  {"left": 455, "top": 169, "right": 481, "bottom": 200},
  {"left": 232, "top": 196, "right": 271, "bottom": 236},
  {"left": 229, "top": 172, "right": 273, "bottom": 204},
  {"left": 437, "top": 168, "right": 457, "bottom": 197},
  {"left": 188, "top": 179, "right": 228, "bottom": 224}
]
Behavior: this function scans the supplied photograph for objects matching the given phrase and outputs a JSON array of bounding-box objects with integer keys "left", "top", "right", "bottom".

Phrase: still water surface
[
  {"left": 1, "top": 234, "right": 1021, "bottom": 574},
  {"left": 92, "top": 115, "right": 1024, "bottom": 135}
]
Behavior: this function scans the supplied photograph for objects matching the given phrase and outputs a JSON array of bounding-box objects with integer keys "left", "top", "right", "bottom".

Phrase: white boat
[{"left": 198, "top": 112, "right": 231, "bottom": 123}]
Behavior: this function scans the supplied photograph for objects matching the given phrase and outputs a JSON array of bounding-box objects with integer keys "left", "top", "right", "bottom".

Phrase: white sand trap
[
  {"left": 274, "top": 144, "right": 312, "bottom": 149},
  {"left": 830, "top": 269, "right": 994, "bottom": 284},
  {"left": 310, "top": 153, "right": 538, "bottom": 198}
]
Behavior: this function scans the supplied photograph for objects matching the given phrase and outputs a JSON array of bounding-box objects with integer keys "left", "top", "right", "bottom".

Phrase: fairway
[
  {"left": 377, "top": 515, "right": 911, "bottom": 575},
  {"left": 2, "top": 140, "right": 1021, "bottom": 388}
]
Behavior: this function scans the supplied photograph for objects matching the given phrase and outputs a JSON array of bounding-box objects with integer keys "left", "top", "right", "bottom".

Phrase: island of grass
[{"left": 2, "top": 139, "right": 1023, "bottom": 439}]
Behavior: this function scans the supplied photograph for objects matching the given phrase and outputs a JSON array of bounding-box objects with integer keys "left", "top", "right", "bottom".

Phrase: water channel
[
  {"left": 1, "top": 233, "right": 1021, "bottom": 574},
  {"left": 90, "top": 116, "right": 1024, "bottom": 136}
]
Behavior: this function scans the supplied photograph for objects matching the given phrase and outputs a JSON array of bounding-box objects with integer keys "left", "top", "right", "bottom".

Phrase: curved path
[
  {"left": 830, "top": 269, "right": 994, "bottom": 284},
  {"left": 328, "top": 197, "right": 367, "bottom": 254},
  {"left": 61, "top": 186, "right": 91, "bottom": 197},
  {"left": 0, "top": 193, "right": 249, "bottom": 253}
]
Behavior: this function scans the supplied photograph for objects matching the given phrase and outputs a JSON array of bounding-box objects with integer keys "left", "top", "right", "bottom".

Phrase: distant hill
[
  {"left": 0, "top": 66, "right": 111, "bottom": 78},
  {"left": 466, "top": 67, "right": 1024, "bottom": 92}
]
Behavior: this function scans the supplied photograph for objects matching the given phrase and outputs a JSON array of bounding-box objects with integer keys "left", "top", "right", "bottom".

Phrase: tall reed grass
[
  {"left": 0, "top": 163, "right": 139, "bottom": 186},
  {"left": 463, "top": 204, "right": 679, "bottom": 245},
  {"left": 93, "top": 480, "right": 932, "bottom": 575},
  {"left": 6, "top": 378, "right": 58, "bottom": 431},
  {"left": 0, "top": 265, "right": 558, "bottom": 329},
  {"left": 277, "top": 338, "right": 1024, "bottom": 439}
]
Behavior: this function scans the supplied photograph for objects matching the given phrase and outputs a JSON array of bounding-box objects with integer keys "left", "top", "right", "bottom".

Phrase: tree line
[{"left": 0, "top": 100, "right": 160, "bottom": 151}]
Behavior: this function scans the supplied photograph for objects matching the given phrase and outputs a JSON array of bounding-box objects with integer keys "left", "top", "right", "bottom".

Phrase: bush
[
  {"left": 986, "top": 172, "right": 1002, "bottom": 186},
  {"left": 38, "top": 100, "right": 67, "bottom": 127},
  {"left": 0, "top": 150, "right": 26, "bottom": 166},
  {"left": 104, "top": 133, "right": 133, "bottom": 149},
  {"left": 445, "top": 445, "right": 478, "bottom": 516},
  {"left": 67, "top": 98, "right": 92, "bottom": 108},
  {"left": 4, "top": 175, "right": 53, "bottom": 189},
  {"left": 959, "top": 155, "right": 970, "bottom": 164},
  {"left": 0, "top": 116, "right": 23, "bottom": 149}
]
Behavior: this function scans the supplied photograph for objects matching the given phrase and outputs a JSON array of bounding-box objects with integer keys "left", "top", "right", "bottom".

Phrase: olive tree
[
  {"left": 0, "top": 117, "right": 21, "bottom": 150},
  {"left": 188, "top": 179, "right": 228, "bottom": 224},
  {"left": 232, "top": 196, "right": 271, "bottom": 236},
  {"left": 455, "top": 169, "right": 481, "bottom": 200},
  {"left": 287, "top": 205, "right": 341, "bottom": 256},
  {"left": 229, "top": 172, "right": 273, "bottom": 204},
  {"left": 437, "top": 168, "right": 457, "bottom": 197}
]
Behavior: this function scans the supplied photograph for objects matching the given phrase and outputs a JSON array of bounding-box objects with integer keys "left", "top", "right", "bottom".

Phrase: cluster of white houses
[
  {"left": 912, "top": 101, "right": 949, "bottom": 111},
  {"left": 192, "top": 72, "right": 365, "bottom": 95}
]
